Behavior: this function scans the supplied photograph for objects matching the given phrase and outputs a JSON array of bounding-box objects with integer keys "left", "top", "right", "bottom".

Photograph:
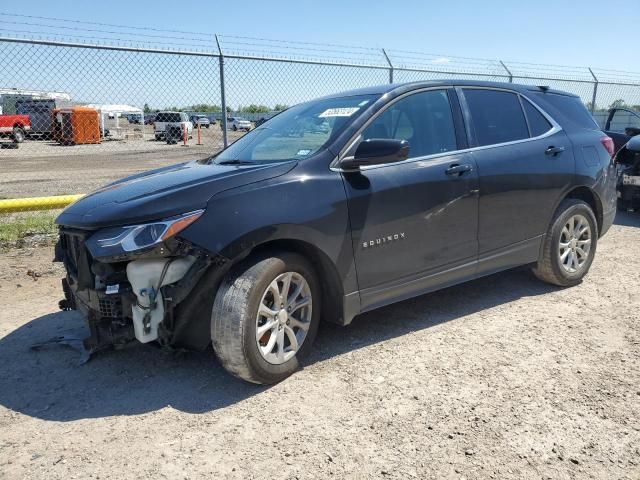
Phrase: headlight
[{"left": 88, "top": 210, "right": 203, "bottom": 255}]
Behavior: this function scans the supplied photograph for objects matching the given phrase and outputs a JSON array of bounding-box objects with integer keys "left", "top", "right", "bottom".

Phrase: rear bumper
[
  {"left": 601, "top": 205, "right": 616, "bottom": 237},
  {"left": 0, "top": 125, "right": 30, "bottom": 133}
]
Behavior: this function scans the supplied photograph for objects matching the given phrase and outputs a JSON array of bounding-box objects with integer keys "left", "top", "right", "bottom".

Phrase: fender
[{"left": 179, "top": 153, "right": 360, "bottom": 299}]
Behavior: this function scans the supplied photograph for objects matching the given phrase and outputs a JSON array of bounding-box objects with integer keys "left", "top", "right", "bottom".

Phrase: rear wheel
[
  {"left": 12, "top": 126, "right": 25, "bottom": 143},
  {"left": 532, "top": 199, "right": 597, "bottom": 287},
  {"left": 211, "top": 252, "right": 320, "bottom": 384}
]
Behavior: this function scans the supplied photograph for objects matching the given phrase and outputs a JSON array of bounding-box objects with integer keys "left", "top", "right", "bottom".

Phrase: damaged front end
[{"left": 54, "top": 211, "right": 229, "bottom": 358}]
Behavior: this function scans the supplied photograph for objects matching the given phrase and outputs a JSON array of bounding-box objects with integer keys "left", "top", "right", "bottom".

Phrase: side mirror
[
  {"left": 341, "top": 139, "right": 410, "bottom": 170},
  {"left": 627, "top": 135, "right": 640, "bottom": 153}
]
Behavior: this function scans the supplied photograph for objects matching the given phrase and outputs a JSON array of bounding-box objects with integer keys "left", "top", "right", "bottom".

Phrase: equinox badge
[{"left": 362, "top": 232, "right": 405, "bottom": 249}]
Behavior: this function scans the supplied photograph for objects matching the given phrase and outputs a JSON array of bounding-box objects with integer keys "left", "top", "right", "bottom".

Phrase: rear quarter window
[{"left": 532, "top": 93, "right": 598, "bottom": 131}]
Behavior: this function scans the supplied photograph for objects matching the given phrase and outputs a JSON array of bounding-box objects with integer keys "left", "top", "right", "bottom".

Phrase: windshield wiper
[{"left": 216, "top": 159, "right": 255, "bottom": 165}]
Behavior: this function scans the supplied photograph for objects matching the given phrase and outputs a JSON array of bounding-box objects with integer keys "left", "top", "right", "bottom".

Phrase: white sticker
[
  {"left": 318, "top": 107, "right": 359, "bottom": 118},
  {"left": 105, "top": 284, "right": 120, "bottom": 295},
  {"left": 296, "top": 149, "right": 312, "bottom": 156}
]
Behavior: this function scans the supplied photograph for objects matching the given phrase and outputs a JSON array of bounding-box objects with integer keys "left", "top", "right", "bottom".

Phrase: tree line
[{"left": 143, "top": 103, "right": 289, "bottom": 113}]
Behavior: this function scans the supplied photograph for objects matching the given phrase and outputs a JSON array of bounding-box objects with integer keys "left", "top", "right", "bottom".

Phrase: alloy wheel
[
  {"left": 558, "top": 214, "right": 592, "bottom": 273},
  {"left": 255, "top": 272, "right": 312, "bottom": 364}
]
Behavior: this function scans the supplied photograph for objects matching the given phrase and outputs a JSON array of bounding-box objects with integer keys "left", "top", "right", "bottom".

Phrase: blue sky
[
  {"left": 3, "top": 0, "right": 631, "bottom": 70},
  {"left": 1, "top": 1, "right": 637, "bottom": 110}
]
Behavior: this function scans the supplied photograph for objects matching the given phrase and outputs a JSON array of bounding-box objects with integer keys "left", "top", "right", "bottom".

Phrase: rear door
[
  {"left": 459, "top": 87, "right": 574, "bottom": 263},
  {"left": 342, "top": 88, "right": 479, "bottom": 309}
]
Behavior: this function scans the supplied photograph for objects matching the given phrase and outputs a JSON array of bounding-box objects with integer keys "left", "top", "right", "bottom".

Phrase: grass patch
[{"left": 0, "top": 212, "right": 58, "bottom": 243}]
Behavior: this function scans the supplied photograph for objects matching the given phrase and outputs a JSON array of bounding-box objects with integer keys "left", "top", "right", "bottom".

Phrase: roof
[
  {"left": 83, "top": 104, "right": 143, "bottom": 114},
  {"left": 321, "top": 80, "right": 577, "bottom": 99}
]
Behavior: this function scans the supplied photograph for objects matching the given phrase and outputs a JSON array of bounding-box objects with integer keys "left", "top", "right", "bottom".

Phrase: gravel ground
[
  {"left": 0, "top": 214, "right": 639, "bottom": 479},
  {"left": 0, "top": 128, "right": 246, "bottom": 198}
]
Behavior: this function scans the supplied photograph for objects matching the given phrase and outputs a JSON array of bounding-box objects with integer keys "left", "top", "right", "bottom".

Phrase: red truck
[{"left": 0, "top": 114, "right": 30, "bottom": 143}]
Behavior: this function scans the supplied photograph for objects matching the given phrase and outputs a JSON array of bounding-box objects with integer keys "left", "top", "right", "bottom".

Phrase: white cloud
[{"left": 432, "top": 57, "right": 450, "bottom": 65}]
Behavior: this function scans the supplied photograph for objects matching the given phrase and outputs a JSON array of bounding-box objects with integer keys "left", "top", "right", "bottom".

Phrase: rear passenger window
[
  {"left": 522, "top": 99, "right": 553, "bottom": 137},
  {"left": 362, "top": 90, "right": 457, "bottom": 159},
  {"left": 463, "top": 89, "right": 529, "bottom": 146}
]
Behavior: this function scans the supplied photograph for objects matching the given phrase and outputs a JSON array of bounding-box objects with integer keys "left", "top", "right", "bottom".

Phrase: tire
[
  {"left": 211, "top": 252, "right": 321, "bottom": 384},
  {"left": 532, "top": 199, "right": 598, "bottom": 287},
  {"left": 154, "top": 134, "right": 161, "bottom": 141},
  {"left": 232, "top": 125, "right": 238, "bottom": 131},
  {"left": 12, "top": 126, "right": 25, "bottom": 143}
]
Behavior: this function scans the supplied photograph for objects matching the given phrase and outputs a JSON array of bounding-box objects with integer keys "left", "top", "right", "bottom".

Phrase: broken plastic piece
[{"left": 31, "top": 333, "right": 96, "bottom": 365}]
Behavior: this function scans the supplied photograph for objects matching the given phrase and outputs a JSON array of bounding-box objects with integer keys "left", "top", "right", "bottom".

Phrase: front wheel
[
  {"left": 532, "top": 199, "right": 598, "bottom": 287},
  {"left": 211, "top": 252, "right": 320, "bottom": 384},
  {"left": 12, "top": 127, "right": 25, "bottom": 143}
]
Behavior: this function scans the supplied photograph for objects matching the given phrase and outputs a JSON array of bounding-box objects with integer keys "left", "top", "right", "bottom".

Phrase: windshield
[
  {"left": 156, "top": 112, "right": 183, "bottom": 123},
  {"left": 213, "top": 94, "right": 378, "bottom": 163}
]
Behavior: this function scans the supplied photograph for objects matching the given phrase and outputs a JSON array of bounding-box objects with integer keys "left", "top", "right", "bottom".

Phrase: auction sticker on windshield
[{"left": 319, "top": 107, "right": 359, "bottom": 118}]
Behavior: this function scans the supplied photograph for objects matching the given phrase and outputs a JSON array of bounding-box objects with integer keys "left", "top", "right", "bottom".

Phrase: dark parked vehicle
[
  {"left": 189, "top": 114, "right": 211, "bottom": 128},
  {"left": 603, "top": 108, "right": 640, "bottom": 210},
  {"left": 603, "top": 107, "right": 640, "bottom": 153},
  {"left": 55, "top": 81, "right": 617, "bottom": 384}
]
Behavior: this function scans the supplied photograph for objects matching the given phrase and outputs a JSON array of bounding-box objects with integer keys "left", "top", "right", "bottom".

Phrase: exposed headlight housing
[{"left": 87, "top": 210, "right": 204, "bottom": 257}]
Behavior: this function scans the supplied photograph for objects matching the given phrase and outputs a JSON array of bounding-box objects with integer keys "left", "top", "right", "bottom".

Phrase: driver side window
[{"left": 361, "top": 90, "right": 457, "bottom": 159}]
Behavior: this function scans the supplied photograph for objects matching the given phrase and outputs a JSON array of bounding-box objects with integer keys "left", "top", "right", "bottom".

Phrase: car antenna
[{"left": 538, "top": 85, "right": 550, "bottom": 92}]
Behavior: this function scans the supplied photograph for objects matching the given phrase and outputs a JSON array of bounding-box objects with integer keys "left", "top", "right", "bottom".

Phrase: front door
[{"left": 341, "top": 89, "right": 479, "bottom": 309}]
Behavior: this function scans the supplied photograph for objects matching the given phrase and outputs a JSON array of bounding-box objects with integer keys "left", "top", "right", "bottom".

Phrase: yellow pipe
[{"left": 0, "top": 194, "right": 85, "bottom": 213}]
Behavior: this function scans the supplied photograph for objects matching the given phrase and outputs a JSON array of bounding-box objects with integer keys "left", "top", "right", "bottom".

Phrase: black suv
[{"left": 55, "top": 81, "right": 617, "bottom": 384}]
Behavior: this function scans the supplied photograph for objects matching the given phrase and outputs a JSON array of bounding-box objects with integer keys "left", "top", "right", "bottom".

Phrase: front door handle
[
  {"left": 545, "top": 146, "right": 565, "bottom": 156},
  {"left": 445, "top": 163, "right": 472, "bottom": 176}
]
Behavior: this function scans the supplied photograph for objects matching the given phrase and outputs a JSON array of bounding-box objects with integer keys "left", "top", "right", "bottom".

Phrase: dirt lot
[
  {"left": 0, "top": 214, "right": 639, "bottom": 480},
  {"left": 0, "top": 126, "right": 247, "bottom": 198}
]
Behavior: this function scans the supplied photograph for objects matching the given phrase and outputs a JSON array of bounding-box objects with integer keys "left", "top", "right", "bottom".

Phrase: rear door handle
[
  {"left": 445, "top": 163, "right": 472, "bottom": 176},
  {"left": 545, "top": 146, "right": 565, "bottom": 156}
]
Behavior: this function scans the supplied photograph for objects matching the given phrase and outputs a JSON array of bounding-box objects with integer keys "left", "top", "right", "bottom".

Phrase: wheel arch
[
  {"left": 562, "top": 186, "right": 603, "bottom": 236},
  {"left": 242, "top": 238, "right": 345, "bottom": 325}
]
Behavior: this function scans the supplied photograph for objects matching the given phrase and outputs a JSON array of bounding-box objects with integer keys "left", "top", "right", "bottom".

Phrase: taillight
[{"left": 600, "top": 136, "right": 615, "bottom": 156}]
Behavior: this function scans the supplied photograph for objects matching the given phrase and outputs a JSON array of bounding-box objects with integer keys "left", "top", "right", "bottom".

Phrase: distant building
[{"left": 0, "top": 88, "right": 71, "bottom": 114}]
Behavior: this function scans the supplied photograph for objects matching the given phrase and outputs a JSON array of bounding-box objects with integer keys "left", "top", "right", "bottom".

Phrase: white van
[{"left": 154, "top": 111, "right": 193, "bottom": 140}]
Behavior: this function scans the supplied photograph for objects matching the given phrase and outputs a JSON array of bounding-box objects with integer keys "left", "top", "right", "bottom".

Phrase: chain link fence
[{"left": 1, "top": 16, "right": 640, "bottom": 243}]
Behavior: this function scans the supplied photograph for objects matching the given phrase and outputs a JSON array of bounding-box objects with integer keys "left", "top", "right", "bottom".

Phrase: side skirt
[{"left": 340, "top": 235, "right": 543, "bottom": 326}]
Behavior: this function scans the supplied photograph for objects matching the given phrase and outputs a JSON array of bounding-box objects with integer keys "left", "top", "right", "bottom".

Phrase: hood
[{"left": 56, "top": 160, "right": 297, "bottom": 229}]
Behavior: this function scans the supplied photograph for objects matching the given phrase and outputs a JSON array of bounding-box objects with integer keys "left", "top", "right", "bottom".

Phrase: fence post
[
  {"left": 500, "top": 60, "right": 513, "bottom": 83},
  {"left": 382, "top": 48, "right": 394, "bottom": 84},
  {"left": 215, "top": 34, "right": 228, "bottom": 148},
  {"left": 588, "top": 67, "right": 598, "bottom": 114}
]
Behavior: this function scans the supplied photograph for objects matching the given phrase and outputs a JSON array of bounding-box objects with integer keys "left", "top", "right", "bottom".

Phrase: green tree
[
  {"left": 238, "top": 104, "right": 271, "bottom": 114},
  {"left": 143, "top": 103, "right": 152, "bottom": 113},
  {"left": 189, "top": 104, "right": 221, "bottom": 113},
  {"left": 274, "top": 104, "right": 289, "bottom": 111}
]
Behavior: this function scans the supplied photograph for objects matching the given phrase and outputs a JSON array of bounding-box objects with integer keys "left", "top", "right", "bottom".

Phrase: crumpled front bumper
[{"left": 55, "top": 228, "right": 228, "bottom": 355}]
